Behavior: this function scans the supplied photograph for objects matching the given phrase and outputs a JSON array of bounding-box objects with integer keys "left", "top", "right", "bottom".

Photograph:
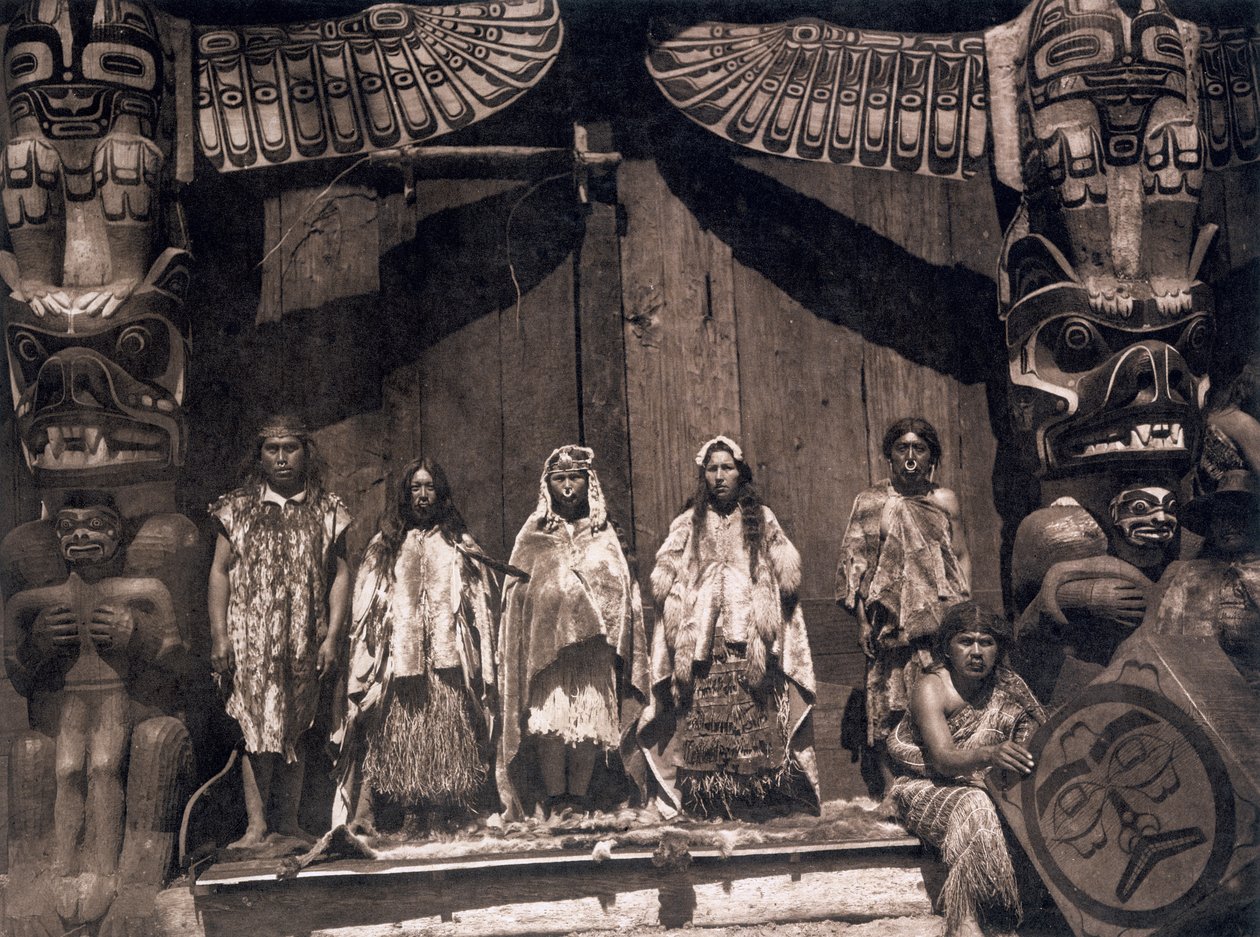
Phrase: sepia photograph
[{"left": 0, "top": 0, "right": 1257, "bottom": 934}]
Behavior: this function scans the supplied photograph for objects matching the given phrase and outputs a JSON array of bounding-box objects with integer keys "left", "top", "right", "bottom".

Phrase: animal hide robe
[
  {"left": 641, "top": 506, "right": 820, "bottom": 814},
  {"left": 835, "top": 481, "right": 969, "bottom": 745},
  {"left": 331, "top": 528, "right": 497, "bottom": 823},
  {"left": 496, "top": 511, "right": 649, "bottom": 819}
]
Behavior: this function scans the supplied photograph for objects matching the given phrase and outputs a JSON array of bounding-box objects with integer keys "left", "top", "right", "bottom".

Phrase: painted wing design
[
  {"left": 195, "top": 0, "right": 563, "bottom": 172},
  {"left": 1198, "top": 25, "right": 1260, "bottom": 169},
  {"left": 647, "top": 18, "right": 989, "bottom": 180}
]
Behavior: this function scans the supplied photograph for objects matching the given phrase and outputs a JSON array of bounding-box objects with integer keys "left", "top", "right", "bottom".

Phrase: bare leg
[
  {"left": 536, "top": 736, "right": 567, "bottom": 798},
  {"left": 567, "top": 741, "right": 598, "bottom": 798},
  {"left": 350, "top": 782, "right": 377, "bottom": 836},
  {"left": 272, "top": 756, "right": 313, "bottom": 842},
  {"left": 53, "top": 693, "right": 93, "bottom": 924},
  {"left": 75, "top": 688, "right": 131, "bottom": 925},
  {"left": 228, "top": 752, "right": 273, "bottom": 848}
]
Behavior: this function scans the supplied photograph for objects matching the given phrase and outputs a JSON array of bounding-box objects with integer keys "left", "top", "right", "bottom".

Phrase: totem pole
[
  {"left": 647, "top": 0, "right": 1260, "bottom": 931},
  {"left": 0, "top": 2, "right": 198, "bottom": 935},
  {"left": 0, "top": 0, "right": 562, "bottom": 934}
]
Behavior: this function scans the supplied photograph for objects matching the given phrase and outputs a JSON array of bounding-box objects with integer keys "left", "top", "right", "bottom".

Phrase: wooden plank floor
[{"left": 163, "top": 837, "right": 930, "bottom": 937}]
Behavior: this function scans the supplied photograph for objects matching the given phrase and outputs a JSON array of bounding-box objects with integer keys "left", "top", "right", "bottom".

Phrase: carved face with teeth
[
  {"left": 5, "top": 279, "right": 189, "bottom": 489},
  {"left": 1109, "top": 486, "right": 1179, "bottom": 549},
  {"left": 55, "top": 505, "right": 122, "bottom": 566},
  {"left": 1001, "top": 273, "right": 1210, "bottom": 480}
]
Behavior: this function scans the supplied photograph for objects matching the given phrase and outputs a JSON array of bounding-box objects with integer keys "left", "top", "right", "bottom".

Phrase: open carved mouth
[
  {"left": 27, "top": 421, "right": 168, "bottom": 470},
  {"left": 1068, "top": 421, "right": 1186, "bottom": 459},
  {"left": 64, "top": 544, "right": 106, "bottom": 560}
]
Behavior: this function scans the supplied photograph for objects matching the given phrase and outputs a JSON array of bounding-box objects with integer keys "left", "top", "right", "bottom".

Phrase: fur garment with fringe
[{"left": 642, "top": 504, "right": 818, "bottom": 816}]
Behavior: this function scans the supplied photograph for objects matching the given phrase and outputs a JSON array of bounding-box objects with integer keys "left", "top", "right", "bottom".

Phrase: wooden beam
[{"left": 157, "top": 844, "right": 930, "bottom": 937}]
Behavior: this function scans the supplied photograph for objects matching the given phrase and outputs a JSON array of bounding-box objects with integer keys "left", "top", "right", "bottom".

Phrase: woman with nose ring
[
  {"left": 496, "top": 445, "right": 649, "bottom": 819},
  {"left": 836, "top": 417, "right": 972, "bottom": 791}
]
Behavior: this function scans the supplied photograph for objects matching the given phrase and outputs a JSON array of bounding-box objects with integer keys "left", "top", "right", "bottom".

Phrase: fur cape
[
  {"left": 835, "top": 481, "right": 969, "bottom": 646},
  {"left": 496, "top": 480, "right": 649, "bottom": 819},
  {"left": 331, "top": 528, "right": 498, "bottom": 824},
  {"left": 640, "top": 505, "right": 820, "bottom": 813}
]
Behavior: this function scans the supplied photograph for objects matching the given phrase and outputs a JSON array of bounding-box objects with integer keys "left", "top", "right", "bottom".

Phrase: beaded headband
[
  {"left": 257, "top": 416, "right": 309, "bottom": 439},
  {"left": 695, "top": 435, "right": 744, "bottom": 466},
  {"left": 544, "top": 444, "right": 594, "bottom": 475}
]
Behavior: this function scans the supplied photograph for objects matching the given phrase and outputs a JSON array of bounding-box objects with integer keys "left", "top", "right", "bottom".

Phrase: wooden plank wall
[{"left": 617, "top": 156, "right": 1007, "bottom": 799}]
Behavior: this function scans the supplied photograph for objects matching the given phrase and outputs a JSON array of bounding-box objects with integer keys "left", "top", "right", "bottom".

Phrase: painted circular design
[{"left": 1020, "top": 683, "right": 1235, "bottom": 928}]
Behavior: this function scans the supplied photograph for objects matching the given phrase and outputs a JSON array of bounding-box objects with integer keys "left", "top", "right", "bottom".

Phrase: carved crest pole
[{"left": 0, "top": 0, "right": 563, "bottom": 933}]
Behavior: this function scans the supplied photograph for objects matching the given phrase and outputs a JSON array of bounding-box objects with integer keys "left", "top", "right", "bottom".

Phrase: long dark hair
[
  {"left": 686, "top": 439, "right": 765, "bottom": 580},
  {"left": 931, "top": 601, "right": 1013, "bottom": 669},
  {"left": 235, "top": 415, "right": 328, "bottom": 503},
  {"left": 372, "top": 457, "right": 469, "bottom": 570}
]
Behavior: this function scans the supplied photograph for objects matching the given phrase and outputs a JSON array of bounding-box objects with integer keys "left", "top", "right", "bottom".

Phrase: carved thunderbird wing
[
  {"left": 647, "top": 17, "right": 989, "bottom": 180},
  {"left": 196, "top": 0, "right": 563, "bottom": 172},
  {"left": 1198, "top": 25, "right": 1260, "bottom": 169}
]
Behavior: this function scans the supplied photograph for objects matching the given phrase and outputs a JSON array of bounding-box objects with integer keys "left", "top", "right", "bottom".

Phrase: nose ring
[{"left": 904, "top": 459, "right": 917, "bottom": 472}]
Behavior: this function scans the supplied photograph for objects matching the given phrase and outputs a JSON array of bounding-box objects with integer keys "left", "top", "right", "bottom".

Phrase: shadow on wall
[
  {"left": 183, "top": 169, "right": 585, "bottom": 512},
  {"left": 650, "top": 122, "right": 1003, "bottom": 386}
]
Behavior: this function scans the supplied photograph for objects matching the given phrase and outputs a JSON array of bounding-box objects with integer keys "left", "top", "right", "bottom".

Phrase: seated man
[{"left": 886, "top": 601, "right": 1044, "bottom": 937}]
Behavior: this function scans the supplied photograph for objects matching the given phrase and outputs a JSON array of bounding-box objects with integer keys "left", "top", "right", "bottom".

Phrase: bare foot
[
  {"left": 271, "top": 822, "right": 317, "bottom": 845},
  {"left": 54, "top": 870, "right": 118, "bottom": 928},
  {"left": 947, "top": 912, "right": 984, "bottom": 937},
  {"left": 226, "top": 826, "right": 268, "bottom": 850}
]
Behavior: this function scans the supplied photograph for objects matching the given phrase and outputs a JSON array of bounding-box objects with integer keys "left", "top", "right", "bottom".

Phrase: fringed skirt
[
  {"left": 527, "top": 640, "right": 620, "bottom": 749},
  {"left": 891, "top": 777, "right": 1021, "bottom": 930},
  {"left": 674, "top": 640, "right": 795, "bottom": 817},
  {"left": 362, "top": 671, "right": 487, "bottom": 806}
]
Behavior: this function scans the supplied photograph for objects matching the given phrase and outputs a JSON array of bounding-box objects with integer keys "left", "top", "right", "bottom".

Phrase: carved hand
[
  {"left": 31, "top": 604, "right": 78, "bottom": 655},
  {"left": 1057, "top": 578, "right": 1147, "bottom": 629},
  {"left": 89, "top": 604, "right": 137, "bottom": 651}
]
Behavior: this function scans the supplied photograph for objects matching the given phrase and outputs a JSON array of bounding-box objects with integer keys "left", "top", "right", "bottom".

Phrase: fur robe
[
  {"left": 496, "top": 506, "right": 649, "bottom": 819},
  {"left": 331, "top": 529, "right": 497, "bottom": 823},
  {"left": 835, "top": 481, "right": 969, "bottom": 744},
  {"left": 641, "top": 505, "right": 820, "bottom": 813}
]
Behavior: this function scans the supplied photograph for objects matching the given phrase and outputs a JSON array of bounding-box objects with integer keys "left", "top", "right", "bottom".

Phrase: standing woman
[
  {"left": 333, "top": 457, "right": 498, "bottom": 834},
  {"left": 497, "top": 445, "right": 649, "bottom": 819},
  {"left": 642, "top": 436, "right": 819, "bottom": 818},
  {"left": 208, "top": 414, "right": 352, "bottom": 848},
  {"left": 836, "top": 417, "right": 971, "bottom": 763}
]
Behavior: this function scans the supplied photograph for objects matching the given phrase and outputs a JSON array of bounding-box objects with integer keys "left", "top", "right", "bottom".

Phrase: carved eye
[
  {"left": 1063, "top": 321, "right": 1093, "bottom": 350},
  {"left": 13, "top": 330, "right": 46, "bottom": 363},
  {"left": 1166, "top": 498, "right": 1179, "bottom": 515},
  {"left": 89, "top": 516, "right": 105, "bottom": 530},
  {"left": 1047, "top": 317, "right": 1110, "bottom": 373},
  {"left": 1127, "top": 499, "right": 1151, "bottom": 515},
  {"left": 55, "top": 518, "right": 74, "bottom": 534},
  {"left": 117, "top": 325, "right": 150, "bottom": 357}
]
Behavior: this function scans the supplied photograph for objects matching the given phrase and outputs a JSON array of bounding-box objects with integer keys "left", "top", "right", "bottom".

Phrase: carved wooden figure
[
  {"left": 2, "top": 501, "right": 194, "bottom": 937},
  {"left": 0, "top": 0, "right": 563, "bottom": 932}
]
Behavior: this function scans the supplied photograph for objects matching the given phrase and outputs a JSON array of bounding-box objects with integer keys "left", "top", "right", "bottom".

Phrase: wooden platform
[{"left": 159, "top": 835, "right": 930, "bottom": 936}]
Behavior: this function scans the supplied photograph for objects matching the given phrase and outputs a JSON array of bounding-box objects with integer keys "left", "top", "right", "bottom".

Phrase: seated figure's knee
[{"left": 126, "top": 716, "right": 193, "bottom": 805}]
